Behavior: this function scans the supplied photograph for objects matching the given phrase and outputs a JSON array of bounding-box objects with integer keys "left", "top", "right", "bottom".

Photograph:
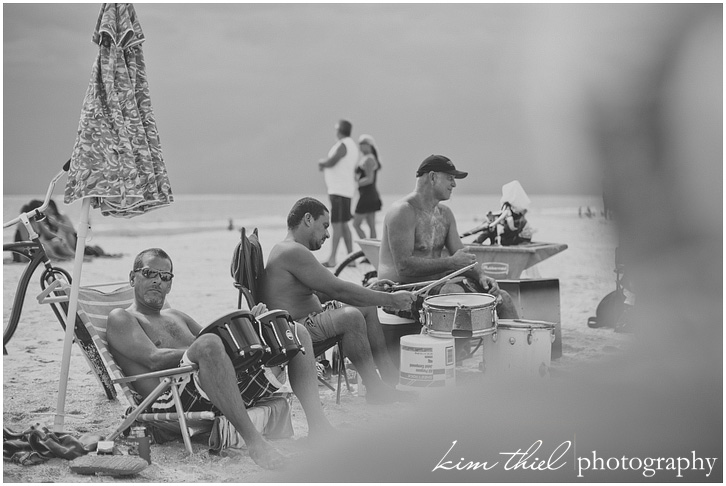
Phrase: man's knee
[
  {"left": 439, "top": 282, "right": 466, "bottom": 294},
  {"left": 335, "top": 307, "right": 367, "bottom": 333},
  {"left": 189, "top": 333, "right": 227, "bottom": 363}
]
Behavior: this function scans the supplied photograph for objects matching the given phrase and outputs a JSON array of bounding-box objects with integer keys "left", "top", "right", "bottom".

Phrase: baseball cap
[{"left": 415, "top": 155, "right": 468, "bottom": 179}]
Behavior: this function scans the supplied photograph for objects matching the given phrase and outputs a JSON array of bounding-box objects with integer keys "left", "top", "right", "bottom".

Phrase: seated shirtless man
[
  {"left": 378, "top": 155, "right": 519, "bottom": 359},
  {"left": 260, "top": 197, "right": 416, "bottom": 404},
  {"left": 107, "top": 248, "right": 336, "bottom": 470}
]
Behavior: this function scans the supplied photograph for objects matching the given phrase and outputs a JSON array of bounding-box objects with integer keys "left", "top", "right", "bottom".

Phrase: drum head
[
  {"left": 257, "top": 309, "right": 291, "bottom": 322},
  {"left": 201, "top": 310, "right": 257, "bottom": 336},
  {"left": 497, "top": 319, "right": 555, "bottom": 331},
  {"left": 424, "top": 293, "right": 496, "bottom": 308}
]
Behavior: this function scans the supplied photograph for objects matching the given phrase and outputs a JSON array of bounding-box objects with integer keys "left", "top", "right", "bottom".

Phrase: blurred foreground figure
[{"left": 278, "top": 4, "right": 722, "bottom": 482}]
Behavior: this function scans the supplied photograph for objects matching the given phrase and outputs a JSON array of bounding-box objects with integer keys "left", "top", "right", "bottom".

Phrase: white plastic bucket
[{"left": 398, "top": 334, "right": 455, "bottom": 390}]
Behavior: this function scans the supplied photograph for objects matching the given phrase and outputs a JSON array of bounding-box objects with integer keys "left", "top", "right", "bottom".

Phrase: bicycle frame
[
  {"left": 3, "top": 165, "right": 72, "bottom": 350},
  {"left": 3, "top": 239, "right": 72, "bottom": 350}
]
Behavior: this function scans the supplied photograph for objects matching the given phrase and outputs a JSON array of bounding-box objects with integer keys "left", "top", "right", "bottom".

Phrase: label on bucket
[{"left": 399, "top": 343, "right": 455, "bottom": 388}]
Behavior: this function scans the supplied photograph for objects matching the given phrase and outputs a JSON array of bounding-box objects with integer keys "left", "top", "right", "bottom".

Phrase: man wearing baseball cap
[{"left": 377, "top": 154, "right": 518, "bottom": 363}]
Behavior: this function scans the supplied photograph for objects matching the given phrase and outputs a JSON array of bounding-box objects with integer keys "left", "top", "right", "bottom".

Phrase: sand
[{"left": 3, "top": 213, "right": 634, "bottom": 483}]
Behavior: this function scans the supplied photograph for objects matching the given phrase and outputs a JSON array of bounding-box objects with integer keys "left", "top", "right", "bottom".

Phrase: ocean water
[{"left": 3, "top": 192, "right": 605, "bottom": 239}]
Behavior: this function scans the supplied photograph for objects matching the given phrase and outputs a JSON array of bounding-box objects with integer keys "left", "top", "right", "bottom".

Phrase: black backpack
[{"left": 230, "top": 227, "right": 264, "bottom": 308}]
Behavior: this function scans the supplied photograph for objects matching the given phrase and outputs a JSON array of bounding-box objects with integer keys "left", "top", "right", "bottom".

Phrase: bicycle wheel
[
  {"left": 334, "top": 250, "right": 378, "bottom": 286},
  {"left": 41, "top": 266, "right": 73, "bottom": 331},
  {"left": 3, "top": 251, "right": 43, "bottom": 348}
]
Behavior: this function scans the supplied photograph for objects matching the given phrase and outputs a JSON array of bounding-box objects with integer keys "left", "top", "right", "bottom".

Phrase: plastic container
[{"left": 398, "top": 334, "right": 455, "bottom": 390}]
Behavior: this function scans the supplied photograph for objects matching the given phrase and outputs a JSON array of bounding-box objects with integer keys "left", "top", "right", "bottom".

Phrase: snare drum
[
  {"left": 421, "top": 293, "right": 497, "bottom": 338},
  {"left": 199, "top": 310, "right": 265, "bottom": 372},
  {"left": 256, "top": 310, "right": 305, "bottom": 367},
  {"left": 481, "top": 319, "right": 555, "bottom": 379}
]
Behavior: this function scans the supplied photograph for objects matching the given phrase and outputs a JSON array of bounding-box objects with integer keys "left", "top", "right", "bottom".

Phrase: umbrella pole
[{"left": 54, "top": 197, "right": 91, "bottom": 432}]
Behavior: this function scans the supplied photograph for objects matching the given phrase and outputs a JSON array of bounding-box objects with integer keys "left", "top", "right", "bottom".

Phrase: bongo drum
[
  {"left": 198, "top": 310, "right": 265, "bottom": 372},
  {"left": 256, "top": 310, "right": 305, "bottom": 367}
]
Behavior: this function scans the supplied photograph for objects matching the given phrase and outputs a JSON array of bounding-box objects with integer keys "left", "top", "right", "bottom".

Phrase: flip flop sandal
[{"left": 69, "top": 454, "right": 148, "bottom": 476}]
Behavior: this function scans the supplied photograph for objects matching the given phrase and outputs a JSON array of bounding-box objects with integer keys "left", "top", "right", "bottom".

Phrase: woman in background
[
  {"left": 352, "top": 134, "right": 382, "bottom": 239},
  {"left": 45, "top": 199, "right": 117, "bottom": 257},
  {"left": 14, "top": 200, "right": 75, "bottom": 261}
]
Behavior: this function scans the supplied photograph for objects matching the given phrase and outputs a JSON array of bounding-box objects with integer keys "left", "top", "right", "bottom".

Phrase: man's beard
[{"left": 143, "top": 291, "right": 166, "bottom": 309}]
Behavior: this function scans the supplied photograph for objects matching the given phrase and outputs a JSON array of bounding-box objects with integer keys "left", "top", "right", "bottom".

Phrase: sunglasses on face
[{"left": 134, "top": 267, "right": 174, "bottom": 282}]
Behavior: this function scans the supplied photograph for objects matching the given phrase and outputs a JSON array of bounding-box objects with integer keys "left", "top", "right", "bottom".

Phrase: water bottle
[{"left": 128, "top": 426, "right": 151, "bottom": 464}]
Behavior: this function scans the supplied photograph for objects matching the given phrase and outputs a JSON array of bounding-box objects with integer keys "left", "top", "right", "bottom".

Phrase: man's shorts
[
  {"left": 329, "top": 195, "right": 352, "bottom": 223},
  {"left": 302, "top": 300, "right": 344, "bottom": 342},
  {"left": 149, "top": 351, "right": 285, "bottom": 414}
]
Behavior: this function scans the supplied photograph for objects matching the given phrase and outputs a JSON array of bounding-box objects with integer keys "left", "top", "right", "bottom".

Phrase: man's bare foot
[
  {"left": 248, "top": 440, "right": 287, "bottom": 470},
  {"left": 322, "top": 261, "right": 336, "bottom": 268}
]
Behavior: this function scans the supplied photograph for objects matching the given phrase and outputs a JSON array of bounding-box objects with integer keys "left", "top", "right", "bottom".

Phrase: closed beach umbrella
[
  {"left": 65, "top": 3, "right": 172, "bottom": 215},
  {"left": 56, "top": 3, "right": 172, "bottom": 431},
  {"left": 500, "top": 180, "right": 531, "bottom": 211}
]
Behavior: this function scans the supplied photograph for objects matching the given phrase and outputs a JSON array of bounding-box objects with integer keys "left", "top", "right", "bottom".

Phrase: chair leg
[
  {"left": 170, "top": 382, "right": 194, "bottom": 454},
  {"left": 338, "top": 341, "right": 351, "bottom": 391},
  {"left": 335, "top": 358, "right": 342, "bottom": 405},
  {"left": 108, "top": 377, "right": 173, "bottom": 442},
  {"left": 318, "top": 375, "right": 335, "bottom": 392}
]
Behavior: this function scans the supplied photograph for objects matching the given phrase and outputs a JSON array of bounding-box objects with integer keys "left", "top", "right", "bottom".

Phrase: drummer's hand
[
  {"left": 451, "top": 248, "right": 477, "bottom": 268},
  {"left": 250, "top": 302, "right": 268, "bottom": 317},
  {"left": 387, "top": 290, "right": 416, "bottom": 310},
  {"left": 479, "top": 276, "right": 501, "bottom": 296},
  {"left": 367, "top": 278, "right": 396, "bottom": 292}
]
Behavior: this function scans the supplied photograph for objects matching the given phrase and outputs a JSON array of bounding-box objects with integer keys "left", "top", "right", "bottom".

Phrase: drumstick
[
  {"left": 412, "top": 263, "right": 478, "bottom": 296},
  {"left": 390, "top": 281, "right": 436, "bottom": 291}
]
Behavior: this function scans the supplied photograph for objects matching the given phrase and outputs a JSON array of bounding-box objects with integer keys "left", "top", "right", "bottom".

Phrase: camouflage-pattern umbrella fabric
[{"left": 65, "top": 3, "right": 172, "bottom": 217}]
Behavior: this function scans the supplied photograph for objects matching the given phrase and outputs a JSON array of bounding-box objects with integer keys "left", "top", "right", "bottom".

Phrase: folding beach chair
[
  {"left": 38, "top": 281, "right": 293, "bottom": 454},
  {"left": 231, "top": 227, "right": 350, "bottom": 403}
]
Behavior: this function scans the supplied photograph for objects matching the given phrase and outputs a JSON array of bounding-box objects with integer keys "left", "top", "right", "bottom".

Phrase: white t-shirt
[{"left": 323, "top": 137, "right": 358, "bottom": 198}]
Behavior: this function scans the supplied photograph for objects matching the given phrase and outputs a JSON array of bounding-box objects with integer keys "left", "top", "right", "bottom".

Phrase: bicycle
[
  {"left": 2, "top": 163, "right": 116, "bottom": 399},
  {"left": 333, "top": 250, "right": 377, "bottom": 286},
  {"left": 3, "top": 167, "right": 74, "bottom": 349}
]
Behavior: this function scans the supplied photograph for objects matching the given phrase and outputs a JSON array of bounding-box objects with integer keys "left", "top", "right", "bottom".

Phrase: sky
[{"left": 2, "top": 3, "right": 713, "bottom": 196}]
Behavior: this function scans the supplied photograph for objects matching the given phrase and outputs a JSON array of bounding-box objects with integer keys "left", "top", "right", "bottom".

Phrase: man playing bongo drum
[
  {"left": 261, "top": 197, "right": 418, "bottom": 403},
  {"left": 107, "top": 248, "right": 336, "bottom": 470}
]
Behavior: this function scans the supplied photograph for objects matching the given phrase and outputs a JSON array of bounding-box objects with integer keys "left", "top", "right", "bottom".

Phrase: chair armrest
[
  {"left": 37, "top": 279, "right": 69, "bottom": 304},
  {"left": 114, "top": 364, "right": 198, "bottom": 384}
]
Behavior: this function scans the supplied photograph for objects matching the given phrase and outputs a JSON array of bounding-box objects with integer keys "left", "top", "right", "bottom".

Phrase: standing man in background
[{"left": 318, "top": 119, "right": 358, "bottom": 268}]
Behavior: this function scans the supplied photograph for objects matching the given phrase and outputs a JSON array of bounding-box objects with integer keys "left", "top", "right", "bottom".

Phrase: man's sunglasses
[{"left": 134, "top": 267, "right": 174, "bottom": 282}]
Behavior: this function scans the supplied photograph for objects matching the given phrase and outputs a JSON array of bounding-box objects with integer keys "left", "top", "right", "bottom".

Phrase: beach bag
[{"left": 231, "top": 227, "right": 264, "bottom": 304}]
